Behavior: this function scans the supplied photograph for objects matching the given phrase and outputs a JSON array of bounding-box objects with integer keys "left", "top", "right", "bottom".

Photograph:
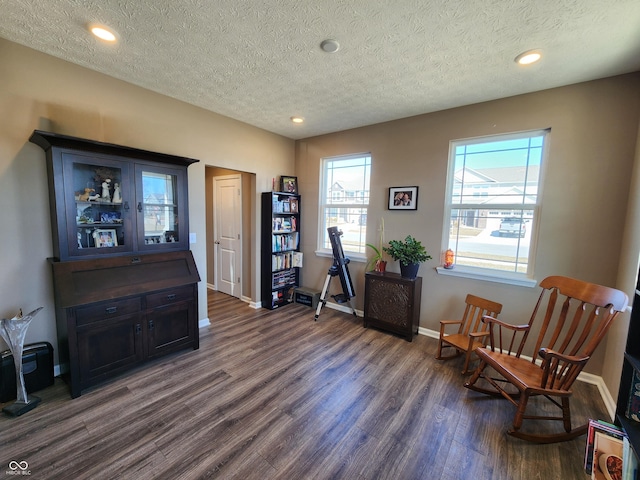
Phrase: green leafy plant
[
  {"left": 366, "top": 217, "right": 386, "bottom": 271},
  {"left": 383, "top": 235, "right": 432, "bottom": 266}
]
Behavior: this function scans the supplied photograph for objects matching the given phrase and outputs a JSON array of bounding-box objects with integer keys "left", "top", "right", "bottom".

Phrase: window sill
[
  {"left": 315, "top": 250, "right": 367, "bottom": 263},
  {"left": 435, "top": 266, "right": 537, "bottom": 288}
]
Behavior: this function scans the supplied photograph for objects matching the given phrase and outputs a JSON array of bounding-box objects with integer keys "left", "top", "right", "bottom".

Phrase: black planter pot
[{"left": 400, "top": 262, "right": 420, "bottom": 279}]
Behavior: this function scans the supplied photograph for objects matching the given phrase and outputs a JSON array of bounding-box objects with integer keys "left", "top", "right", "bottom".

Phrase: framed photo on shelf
[
  {"left": 388, "top": 186, "right": 418, "bottom": 210},
  {"left": 280, "top": 176, "right": 298, "bottom": 194},
  {"left": 93, "top": 228, "right": 118, "bottom": 248},
  {"left": 290, "top": 198, "right": 299, "bottom": 213}
]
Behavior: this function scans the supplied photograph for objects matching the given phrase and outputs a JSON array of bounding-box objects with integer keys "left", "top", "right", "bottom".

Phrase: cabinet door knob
[
  {"left": 148, "top": 319, "right": 154, "bottom": 330},
  {"left": 137, "top": 202, "right": 143, "bottom": 213},
  {"left": 135, "top": 324, "right": 142, "bottom": 335},
  {"left": 123, "top": 201, "right": 130, "bottom": 211}
]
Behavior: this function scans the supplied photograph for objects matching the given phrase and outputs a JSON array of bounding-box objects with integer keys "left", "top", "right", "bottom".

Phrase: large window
[
  {"left": 443, "top": 130, "right": 547, "bottom": 280},
  {"left": 318, "top": 154, "right": 371, "bottom": 256}
]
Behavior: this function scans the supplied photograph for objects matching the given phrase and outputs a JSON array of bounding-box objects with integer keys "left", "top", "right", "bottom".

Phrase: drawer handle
[
  {"left": 105, "top": 306, "right": 118, "bottom": 314},
  {"left": 135, "top": 324, "right": 141, "bottom": 335},
  {"left": 167, "top": 294, "right": 176, "bottom": 301}
]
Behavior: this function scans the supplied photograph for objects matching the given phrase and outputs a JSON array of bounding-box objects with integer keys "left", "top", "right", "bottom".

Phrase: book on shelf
[
  {"left": 626, "top": 367, "right": 640, "bottom": 422},
  {"left": 584, "top": 419, "right": 626, "bottom": 478},
  {"left": 623, "top": 436, "right": 638, "bottom": 480},
  {"left": 592, "top": 430, "right": 624, "bottom": 480}
]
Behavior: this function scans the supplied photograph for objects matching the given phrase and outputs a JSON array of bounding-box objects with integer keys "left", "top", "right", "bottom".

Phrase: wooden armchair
[
  {"left": 464, "top": 275, "right": 628, "bottom": 443},
  {"left": 436, "top": 294, "right": 503, "bottom": 374}
]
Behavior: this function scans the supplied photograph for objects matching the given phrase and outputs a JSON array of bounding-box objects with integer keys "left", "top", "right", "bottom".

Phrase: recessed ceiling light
[
  {"left": 320, "top": 39, "right": 340, "bottom": 53},
  {"left": 290, "top": 116, "right": 304, "bottom": 124},
  {"left": 515, "top": 50, "right": 541, "bottom": 65},
  {"left": 89, "top": 24, "right": 117, "bottom": 43}
]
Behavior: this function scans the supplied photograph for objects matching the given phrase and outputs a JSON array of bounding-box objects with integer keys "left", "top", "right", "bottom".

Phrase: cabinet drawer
[
  {"left": 75, "top": 298, "right": 141, "bottom": 326},
  {"left": 146, "top": 286, "right": 193, "bottom": 309}
]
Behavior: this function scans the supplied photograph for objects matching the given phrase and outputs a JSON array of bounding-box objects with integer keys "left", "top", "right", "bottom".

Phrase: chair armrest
[
  {"left": 538, "top": 348, "right": 590, "bottom": 390},
  {"left": 439, "top": 319, "right": 463, "bottom": 335},
  {"left": 482, "top": 316, "right": 531, "bottom": 356},
  {"left": 538, "top": 348, "right": 589, "bottom": 365},
  {"left": 481, "top": 315, "right": 529, "bottom": 331},
  {"left": 469, "top": 331, "right": 489, "bottom": 339}
]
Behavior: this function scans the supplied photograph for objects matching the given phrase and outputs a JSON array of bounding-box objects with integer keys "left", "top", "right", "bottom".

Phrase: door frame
[{"left": 212, "top": 174, "right": 243, "bottom": 298}]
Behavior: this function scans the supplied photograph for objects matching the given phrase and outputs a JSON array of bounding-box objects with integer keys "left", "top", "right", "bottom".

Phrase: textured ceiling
[{"left": 1, "top": 0, "right": 640, "bottom": 139}]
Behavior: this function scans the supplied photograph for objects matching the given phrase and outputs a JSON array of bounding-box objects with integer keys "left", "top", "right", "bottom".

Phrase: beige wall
[
  {"left": 0, "top": 39, "right": 294, "bottom": 364},
  {"left": 296, "top": 73, "right": 640, "bottom": 386}
]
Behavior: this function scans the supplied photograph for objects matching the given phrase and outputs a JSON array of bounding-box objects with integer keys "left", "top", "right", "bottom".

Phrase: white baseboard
[{"left": 199, "top": 317, "right": 211, "bottom": 328}]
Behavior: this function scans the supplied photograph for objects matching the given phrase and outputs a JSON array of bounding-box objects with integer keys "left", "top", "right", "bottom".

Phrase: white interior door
[{"left": 213, "top": 175, "right": 242, "bottom": 297}]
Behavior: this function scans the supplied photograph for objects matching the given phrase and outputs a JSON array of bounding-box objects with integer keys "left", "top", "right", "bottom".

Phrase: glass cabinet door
[
  {"left": 136, "top": 165, "right": 186, "bottom": 250},
  {"left": 63, "top": 153, "right": 131, "bottom": 258}
]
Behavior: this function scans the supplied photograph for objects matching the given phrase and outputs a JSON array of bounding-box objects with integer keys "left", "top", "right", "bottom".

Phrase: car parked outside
[{"left": 499, "top": 217, "right": 527, "bottom": 238}]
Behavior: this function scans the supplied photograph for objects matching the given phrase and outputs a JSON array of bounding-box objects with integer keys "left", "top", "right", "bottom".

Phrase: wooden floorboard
[{"left": 0, "top": 290, "right": 606, "bottom": 479}]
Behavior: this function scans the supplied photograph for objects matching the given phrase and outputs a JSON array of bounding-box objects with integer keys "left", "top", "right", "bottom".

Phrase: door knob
[{"left": 214, "top": 240, "right": 220, "bottom": 244}]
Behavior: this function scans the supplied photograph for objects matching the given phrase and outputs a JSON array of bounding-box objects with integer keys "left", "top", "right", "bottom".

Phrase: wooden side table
[{"left": 363, "top": 271, "right": 422, "bottom": 342}]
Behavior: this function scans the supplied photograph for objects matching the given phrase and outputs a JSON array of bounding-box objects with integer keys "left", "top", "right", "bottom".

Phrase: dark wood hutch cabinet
[
  {"left": 30, "top": 131, "right": 200, "bottom": 398},
  {"left": 363, "top": 271, "right": 422, "bottom": 342}
]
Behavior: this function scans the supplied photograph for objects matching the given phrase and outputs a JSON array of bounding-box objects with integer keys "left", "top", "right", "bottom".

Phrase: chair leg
[
  {"left": 461, "top": 349, "right": 477, "bottom": 375},
  {"left": 511, "top": 393, "right": 529, "bottom": 432},
  {"left": 464, "top": 360, "right": 485, "bottom": 388},
  {"left": 436, "top": 339, "right": 443, "bottom": 359},
  {"left": 561, "top": 396, "right": 572, "bottom": 432}
]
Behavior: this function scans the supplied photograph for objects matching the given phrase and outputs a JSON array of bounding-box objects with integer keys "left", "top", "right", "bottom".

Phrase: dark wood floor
[{"left": 0, "top": 291, "right": 606, "bottom": 479}]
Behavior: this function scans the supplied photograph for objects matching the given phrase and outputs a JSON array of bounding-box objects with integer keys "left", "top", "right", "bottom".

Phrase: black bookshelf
[
  {"left": 260, "top": 192, "right": 301, "bottom": 309},
  {"left": 614, "top": 267, "right": 640, "bottom": 459}
]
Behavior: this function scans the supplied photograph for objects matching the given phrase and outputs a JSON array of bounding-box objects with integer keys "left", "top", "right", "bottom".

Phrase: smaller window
[{"left": 318, "top": 154, "right": 371, "bottom": 256}]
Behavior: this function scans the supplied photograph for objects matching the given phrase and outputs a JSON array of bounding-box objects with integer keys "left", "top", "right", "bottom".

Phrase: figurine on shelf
[
  {"left": 112, "top": 183, "right": 122, "bottom": 203},
  {"left": 101, "top": 179, "right": 111, "bottom": 202},
  {"left": 77, "top": 232, "right": 83, "bottom": 249},
  {"left": 78, "top": 188, "right": 94, "bottom": 201}
]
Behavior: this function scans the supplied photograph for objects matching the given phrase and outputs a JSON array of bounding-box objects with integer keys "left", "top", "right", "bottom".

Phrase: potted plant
[
  {"left": 366, "top": 218, "right": 387, "bottom": 272},
  {"left": 383, "top": 235, "right": 432, "bottom": 279}
]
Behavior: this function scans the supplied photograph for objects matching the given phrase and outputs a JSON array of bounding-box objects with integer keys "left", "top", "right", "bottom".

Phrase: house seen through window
[
  {"left": 444, "top": 130, "right": 548, "bottom": 277},
  {"left": 319, "top": 154, "right": 371, "bottom": 256}
]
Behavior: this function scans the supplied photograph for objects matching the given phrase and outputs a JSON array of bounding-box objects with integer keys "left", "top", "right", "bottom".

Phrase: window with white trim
[
  {"left": 443, "top": 130, "right": 547, "bottom": 277},
  {"left": 318, "top": 154, "right": 371, "bottom": 256}
]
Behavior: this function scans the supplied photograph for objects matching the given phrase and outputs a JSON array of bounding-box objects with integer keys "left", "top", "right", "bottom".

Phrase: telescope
[{"left": 314, "top": 226, "right": 356, "bottom": 321}]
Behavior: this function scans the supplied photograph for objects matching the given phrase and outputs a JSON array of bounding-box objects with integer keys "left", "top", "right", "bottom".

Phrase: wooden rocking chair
[
  {"left": 464, "top": 275, "right": 628, "bottom": 443},
  {"left": 436, "top": 294, "right": 503, "bottom": 374}
]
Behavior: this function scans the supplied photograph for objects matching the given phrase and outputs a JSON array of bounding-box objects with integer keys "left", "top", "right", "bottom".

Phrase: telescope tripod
[{"left": 314, "top": 264, "right": 357, "bottom": 321}]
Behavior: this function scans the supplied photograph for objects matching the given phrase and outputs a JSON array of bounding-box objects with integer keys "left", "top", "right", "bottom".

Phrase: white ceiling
[{"left": 2, "top": 1, "right": 639, "bottom": 140}]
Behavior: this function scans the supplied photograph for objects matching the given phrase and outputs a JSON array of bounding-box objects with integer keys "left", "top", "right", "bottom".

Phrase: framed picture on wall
[
  {"left": 388, "top": 186, "right": 418, "bottom": 210},
  {"left": 280, "top": 176, "right": 298, "bottom": 194}
]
